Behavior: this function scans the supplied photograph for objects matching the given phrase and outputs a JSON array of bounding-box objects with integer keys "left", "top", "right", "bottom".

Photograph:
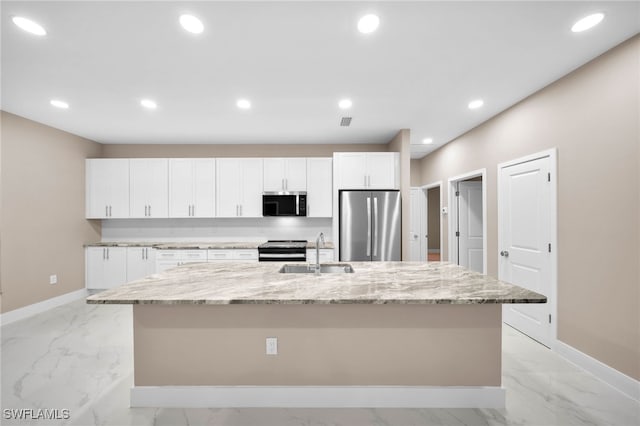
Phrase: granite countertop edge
[{"left": 86, "top": 297, "right": 546, "bottom": 305}]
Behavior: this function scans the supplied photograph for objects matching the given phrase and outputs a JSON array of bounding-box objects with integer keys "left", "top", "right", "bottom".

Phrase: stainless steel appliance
[
  {"left": 339, "top": 190, "right": 401, "bottom": 261},
  {"left": 262, "top": 192, "right": 307, "bottom": 216},
  {"left": 258, "top": 240, "right": 307, "bottom": 262}
]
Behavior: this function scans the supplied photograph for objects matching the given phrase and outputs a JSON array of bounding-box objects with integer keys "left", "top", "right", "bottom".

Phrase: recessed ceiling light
[
  {"left": 140, "top": 99, "right": 157, "bottom": 110},
  {"left": 422, "top": 138, "right": 433, "bottom": 144},
  {"left": 179, "top": 14, "right": 204, "bottom": 34},
  {"left": 12, "top": 16, "right": 46, "bottom": 36},
  {"left": 358, "top": 14, "right": 380, "bottom": 34},
  {"left": 50, "top": 99, "right": 69, "bottom": 109},
  {"left": 571, "top": 13, "right": 605, "bottom": 33},
  {"left": 468, "top": 99, "right": 484, "bottom": 110},
  {"left": 338, "top": 99, "right": 353, "bottom": 109},
  {"left": 236, "top": 99, "right": 251, "bottom": 110}
]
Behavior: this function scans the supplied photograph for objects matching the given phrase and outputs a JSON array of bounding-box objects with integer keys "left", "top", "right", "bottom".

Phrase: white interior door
[
  {"left": 500, "top": 156, "right": 552, "bottom": 347},
  {"left": 409, "top": 188, "right": 423, "bottom": 261},
  {"left": 457, "top": 181, "right": 483, "bottom": 273}
]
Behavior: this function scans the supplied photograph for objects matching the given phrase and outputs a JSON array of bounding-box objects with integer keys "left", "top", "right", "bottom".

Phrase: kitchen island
[{"left": 87, "top": 261, "right": 545, "bottom": 408}]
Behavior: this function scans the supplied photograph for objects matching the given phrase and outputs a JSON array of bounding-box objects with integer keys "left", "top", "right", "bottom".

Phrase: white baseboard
[
  {"left": 0, "top": 288, "right": 88, "bottom": 326},
  {"left": 554, "top": 339, "right": 640, "bottom": 402},
  {"left": 130, "top": 385, "right": 505, "bottom": 408}
]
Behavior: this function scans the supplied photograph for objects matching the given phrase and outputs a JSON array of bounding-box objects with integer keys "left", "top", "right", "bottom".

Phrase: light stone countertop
[
  {"left": 86, "top": 261, "right": 546, "bottom": 305},
  {"left": 84, "top": 241, "right": 335, "bottom": 249}
]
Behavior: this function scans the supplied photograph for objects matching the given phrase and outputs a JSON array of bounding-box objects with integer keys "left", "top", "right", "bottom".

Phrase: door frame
[
  {"left": 447, "top": 169, "right": 487, "bottom": 274},
  {"left": 410, "top": 187, "right": 427, "bottom": 261},
  {"left": 498, "top": 148, "right": 558, "bottom": 344},
  {"left": 420, "top": 181, "right": 443, "bottom": 261}
]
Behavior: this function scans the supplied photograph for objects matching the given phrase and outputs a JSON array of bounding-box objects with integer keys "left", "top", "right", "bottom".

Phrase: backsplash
[{"left": 100, "top": 217, "right": 332, "bottom": 242}]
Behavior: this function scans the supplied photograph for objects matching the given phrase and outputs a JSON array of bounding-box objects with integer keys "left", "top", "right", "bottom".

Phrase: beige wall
[
  {"left": 388, "top": 130, "right": 411, "bottom": 260},
  {"left": 410, "top": 159, "right": 422, "bottom": 186},
  {"left": 102, "top": 143, "right": 388, "bottom": 158},
  {"left": 417, "top": 36, "right": 640, "bottom": 379},
  {"left": 0, "top": 111, "right": 102, "bottom": 313},
  {"left": 134, "top": 304, "right": 501, "bottom": 386}
]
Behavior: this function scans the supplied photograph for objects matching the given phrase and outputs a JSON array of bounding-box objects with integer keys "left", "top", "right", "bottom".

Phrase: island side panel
[{"left": 133, "top": 304, "right": 501, "bottom": 386}]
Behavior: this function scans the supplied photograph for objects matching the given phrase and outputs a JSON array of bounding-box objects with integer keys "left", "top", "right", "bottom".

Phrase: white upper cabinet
[
  {"left": 169, "top": 159, "right": 215, "bottom": 218},
  {"left": 129, "top": 159, "right": 169, "bottom": 218},
  {"left": 86, "top": 159, "right": 130, "bottom": 218},
  {"left": 334, "top": 152, "right": 399, "bottom": 190},
  {"left": 306, "top": 158, "right": 333, "bottom": 217},
  {"left": 263, "top": 158, "right": 307, "bottom": 192},
  {"left": 217, "top": 158, "right": 264, "bottom": 217}
]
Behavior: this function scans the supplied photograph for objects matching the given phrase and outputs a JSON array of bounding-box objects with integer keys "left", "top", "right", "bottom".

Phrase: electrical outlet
[
  {"left": 49, "top": 274, "right": 58, "bottom": 285},
  {"left": 266, "top": 337, "right": 278, "bottom": 355}
]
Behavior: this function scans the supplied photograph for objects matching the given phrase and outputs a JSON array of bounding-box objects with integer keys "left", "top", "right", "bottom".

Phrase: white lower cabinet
[
  {"left": 208, "top": 249, "right": 258, "bottom": 262},
  {"left": 306, "top": 249, "right": 335, "bottom": 264},
  {"left": 126, "top": 247, "right": 156, "bottom": 282},
  {"left": 155, "top": 249, "right": 208, "bottom": 273},
  {"left": 86, "top": 247, "right": 127, "bottom": 289}
]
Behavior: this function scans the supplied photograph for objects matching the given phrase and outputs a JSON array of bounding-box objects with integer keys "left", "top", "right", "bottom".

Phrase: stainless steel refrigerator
[{"left": 339, "top": 190, "right": 401, "bottom": 261}]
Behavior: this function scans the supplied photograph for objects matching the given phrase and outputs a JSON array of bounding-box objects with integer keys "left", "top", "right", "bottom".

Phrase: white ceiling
[{"left": 2, "top": 1, "right": 639, "bottom": 159}]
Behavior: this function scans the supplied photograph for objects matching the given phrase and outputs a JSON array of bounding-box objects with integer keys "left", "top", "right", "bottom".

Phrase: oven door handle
[{"left": 259, "top": 253, "right": 306, "bottom": 258}]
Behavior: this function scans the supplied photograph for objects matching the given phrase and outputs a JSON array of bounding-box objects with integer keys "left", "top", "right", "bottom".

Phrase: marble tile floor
[{"left": 1, "top": 299, "right": 638, "bottom": 426}]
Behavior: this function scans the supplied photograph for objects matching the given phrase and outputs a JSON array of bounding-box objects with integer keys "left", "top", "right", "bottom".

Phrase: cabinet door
[
  {"left": 104, "top": 247, "right": 128, "bottom": 288},
  {"left": 130, "top": 159, "right": 169, "bottom": 218},
  {"left": 192, "top": 159, "right": 215, "bottom": 217},
  {"left": 239, "top": 158, "right": 264, "bottom": 217},
  {"left": 367, "top": 153, "right": 398, "bottom": 189},
  {"left": 285, "top": 158, "right": 307, "bottom": 191},
  {"left": 263, "top": 158, "right": 286, "bottom": 191},
  {"left": 306, "top": 158, "right": 332, "bottom": 217},
  {"left": 216, "top": 159, "right": 241, "bottom": 217},
  {"left": 86, "top": 159, "right": 129, "bottom": 218},
  {"left": 126, "top": 247, "right": 155, "bottom": 282},
  {"left": 169, "top": 159, "right": 193, "bottom": 218},
  {"left": 86, "top": 247, "right": 106, "bottom": 289},
  {"left": 335, "top": 153, "right": 367, "bottom": 189}
]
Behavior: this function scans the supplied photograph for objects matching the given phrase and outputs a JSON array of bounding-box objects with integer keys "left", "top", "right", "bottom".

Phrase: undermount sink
[{"left": 279, "top": 264, "right": 355, "bottom": 274}]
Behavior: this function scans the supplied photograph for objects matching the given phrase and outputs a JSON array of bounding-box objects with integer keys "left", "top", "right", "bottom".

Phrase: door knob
[{"left": 500, "top": 250, "right": 509, "bottom": 257}]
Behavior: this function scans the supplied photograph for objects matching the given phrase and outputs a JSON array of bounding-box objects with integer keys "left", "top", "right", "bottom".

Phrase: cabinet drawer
[
  {"left": 208, "top": 250, "right": 233, "bottom": 261},
  {"left": 208, "top": 249, "right": 258, "bottom": 261},
  {"left": 233, "top": 250, "right": 258, "bottom": 261},
  {"left": 156, "top": 250, "right": 207, "bottom": 261}
]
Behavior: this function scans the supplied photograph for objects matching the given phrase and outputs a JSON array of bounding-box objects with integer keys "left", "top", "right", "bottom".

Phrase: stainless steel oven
[{"left": 258, "top": 240, "right": 307, "bottom": 262}]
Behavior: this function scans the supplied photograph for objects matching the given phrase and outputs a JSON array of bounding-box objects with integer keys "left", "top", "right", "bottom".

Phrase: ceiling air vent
[{"left": 340, "top": 117, "right": 352, "bottom": 127}]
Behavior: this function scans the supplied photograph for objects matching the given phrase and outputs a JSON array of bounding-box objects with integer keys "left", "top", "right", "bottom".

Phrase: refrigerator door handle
[
  {"left": 373, "top": 197, "right": 378, "bottom": 256},
  {"left": 366, "top": 197, "right": 372, "bottom": 256}
]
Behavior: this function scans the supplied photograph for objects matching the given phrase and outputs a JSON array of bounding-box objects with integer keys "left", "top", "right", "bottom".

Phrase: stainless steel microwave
[{"left": 262, "top": 192, "right": 307, "bottom": 216}]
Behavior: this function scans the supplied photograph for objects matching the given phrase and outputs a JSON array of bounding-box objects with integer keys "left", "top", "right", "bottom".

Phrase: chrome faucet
[{"left": 315, "top": 232, "right": 325, "bottom": 274}]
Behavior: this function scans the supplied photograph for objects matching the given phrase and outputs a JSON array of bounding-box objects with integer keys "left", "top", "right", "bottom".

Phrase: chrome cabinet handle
[
  {"left": 500, "top": 250, "right": 509, "bottom": 257},
  {"left": 148, "top": 205, "right": 151, "bottom": 217},
  {"left": 364, "top": 175, "right": 367, "bottom": 187},
  {"left": 109, "top": 205, "right": 112, "bottom": 217},
  {"left": 106, "top": 248, "right": 109, "bottom": 260},
  {"left": 105, "top": 206, "right": 108, "bottom": 217},
  {"left": 239, "top": 205, "right": 242, "bottom": 216}
]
